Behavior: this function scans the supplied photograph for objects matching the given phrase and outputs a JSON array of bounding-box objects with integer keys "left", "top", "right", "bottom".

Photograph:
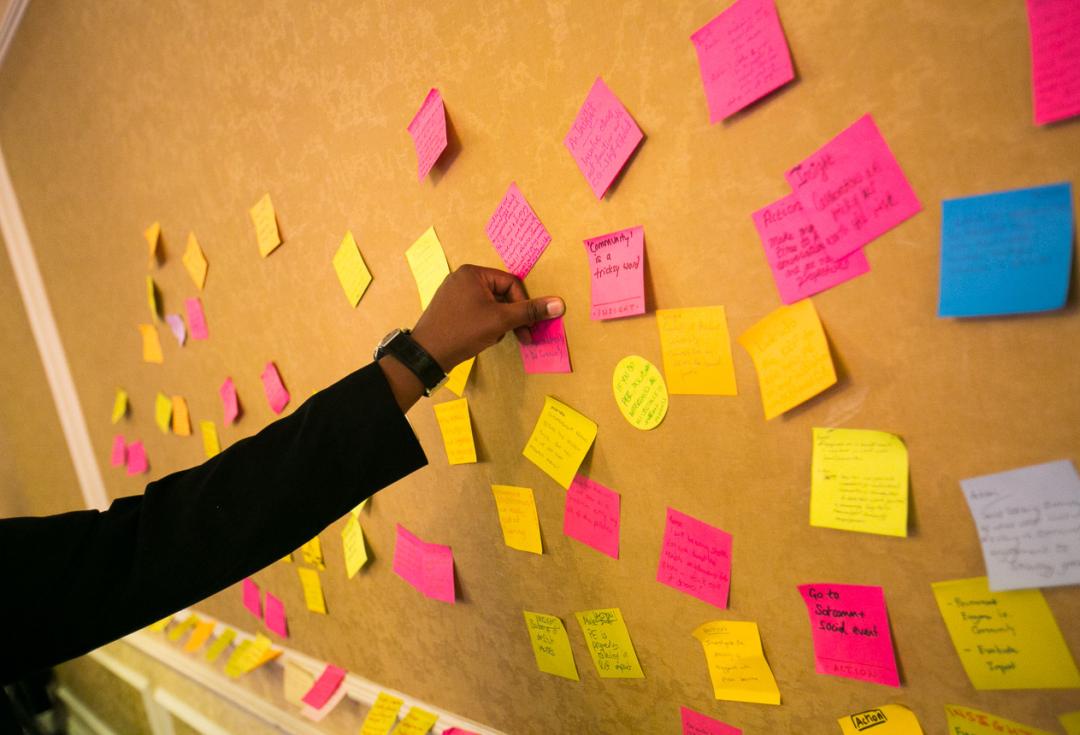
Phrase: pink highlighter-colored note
[
  {"left": 393, "top": 524, "right": 426, "bottom": 590},
  {"left": 485, "top": 182, "right": 552, "bottom": 279},
  {"left": 657, "top": 507, "right": 732, "bottom": 609},
  {"left": 407, "top": 88, "right": 448, "bottom": 180},
  {"left": 184, "top": 298, "right": 209, "bottom": 340},
  {"left": 520, "top": 316, "right": 572, "bottom": 374},
  {"left": 751, "top": 192, "right": 869, "bottom": 304},
  {"left": 797, "top": 583, "right": 900, "bottom": 687},
  {"left": 301, "top": 685, "right": 347, "bottom": 722},
  {"left": 301, "top": 664, "right": 347, "bottom": 709},
  {"left": 1027, "top": 0, "right": 1080, "bottom": 125},
  {"left": 681, "top": 706, "right": 742, "bottom": 735},
  {"left": 393, "top": 525, "right": 456, "bottom": 604},
  {"left": 220, "top": 377, "right": 239, "bottom": 425},
  {"left": 110, "top": 435, "right": 126, "bottom": 467},
  {"left": 260, "top": 362, "right": 290, "bottom": 415},
  {"left": 564, "top": 77, "right": 644, "bottom": 199},
  {"left": 164, "top": 313, "right": 186, "bottom": 346},
  {"left": 690, "top": 0, "right": 794, "bottom": 123},
  {"left": 584, "top": 226, "right": 646, "bottom": 321},
  {"left": 242, "top": 578, "right": 261, "bottom": 619},
  {"left": 444, "top": 729, "right": 481, "bottom": 735},
  {"left": 564, "top": 474, "right": 620, "bottom": 559},
  {"left": 785, "top": 114, "right": 921, "bottom": 261},
  {"left": 125, "top": 441, "right": 148, "bottom": 475},
  {"left": 264, "top": 593, "right": 288, "bottom": 637}
]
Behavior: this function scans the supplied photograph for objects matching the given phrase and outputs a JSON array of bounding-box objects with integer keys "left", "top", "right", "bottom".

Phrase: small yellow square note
[
  {"left": 111, "top": 388, "right": 128, "bottom": 424},
  {"left": 332, "top": 230, "right": 373, "bottom": 307},
  {"left": 693, "top": 620, "right": 781, "bottom": 705},
  {"left": 144, "top": 221, "right": 161, "bottom": 267},
  {"left": 405, "top": 226, "right": 450, "bottom": 310},
  {"left": 523, "top": 610, "right": 579, "bottom": 680},
  {"left": 249, "top": 193, "right": 282, "bottom": 257},
  {"left": 433, "top": 397, "right": 477, "bottom": 465},
  {"left": 575, "top": 608, "right": 644, "bottom": 678},
  {"left": 183, "top": 232, "right": 208, "bottom": 289},
  {"left": 342, "top": 515, "right": 368, "bottom": 579},
  {"left": 656, "top": 306, "right": 737, "bottom": 395},
  {"left": 443, "top": 357, "right": 474, "bottom": 397},
  {"left": 171, "top": 396, "right": 191, "bottom": 436},
  {"left": 154, "top": 392, "right": 172, "bottom": 433},
  {"left": 297, "top": 567, "right": 327, "bottom": 614},
  {"left": 810, "top": 428, "right": 908, "bottom": 537},
  {"left": 491, "top": 485, "right": 543, "bottom": 554},
  {"left": 139, "top": 324, "right": 164, "bottom": 364},
  {"left": 360, "top": 692, "right": 404, "bottom": 735},
  {"left": 523, "top": 396, "right": 597, "bottom": 489},
  {"left": 200, "top": 420, "right": 220, "bottom": 458}
]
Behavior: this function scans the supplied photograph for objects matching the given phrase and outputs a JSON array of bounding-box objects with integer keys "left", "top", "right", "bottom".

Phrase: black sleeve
[{"left": 0, "top": 361, "right": 427, "bottom": 684}]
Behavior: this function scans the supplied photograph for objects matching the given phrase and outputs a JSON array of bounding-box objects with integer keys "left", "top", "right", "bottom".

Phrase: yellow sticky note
[
  {"left": 182, "top": 232, "right": 208, "bottom": 290},
  {"left": 523, "top": 396, "right": 597, "bottom": 489},
  {"left": 224, "top": 633, "right": 273, "bottom": 678},
  {"left": 575, "top": 608, "right": 644, "bottom": 679},
  {"left": 204, "top": 628, "right": 235, "bottom": 663},
  {"left": 738, "top": 299, "right": 836, "bottom": 420},
  {"left": 183, "top": 620, "right": 217, "bottom": 654},
  {"left": 146, "top": 275, "right": 160, "bottom": 322},
  {"left": 1060, "top": 711, "right": 1080, "bottom": 735},
  {"left": 139, "top": 324, "right": 164, "bottom": 364},
  {"left": 443, "top": 357, "right": 474, "bottom": 397},
  {"left": 298, "top": 567, "right": 327, "bottom": 614},
  {"left": 333, "top": 230, "right": 373, "bottom": 307},
  {"left": 433, "top": 397, "right": 477, "bottom": 465},
  {"left": 810, "top": 428, "right": 908, "bottom": 537},
  {"left": 492, "top": 485, "right": 543, "bottom": 554},
  {"left": 361, "top": 692, "right": 404, "bottom": 735},
  {"left": 944, "top": 705, "right": 1054, "bottom": 735},
  {"left": 301, "top": 536, "right": 326, "bottom": 570},
  {"left": 342, "top": 515, "right": 369, "bottom": 579},
  {"left": 144, "top": 221, "right": 161, "bottom": 267},
  {"left": 932, "top": 576, "right": 1080, "bottom": 689},
  {"left": 200, "top": 420, "right": 221, "bottom": 458},
  {"left": 693, "top": 621, "right": 781, "bottom": 705},
  {"left": 146, "top": 616, "right": 172, "bottom": 633},
  {"left": 111, "top": 388, "right": 128, "bottom": 424},
  {"left": 249, "top": 193, "right": 282, "bottom": 257},
  {"left": 154, "top": 392, "right": 172, "bottom": 433},
  {"left": 283, "top": 660, "right": 316, "bottom": 706},
  {"left": 612, "top": 355, "right": 668, "bottom": 430},
  {"left": 167, "top": 615, "right": 199, "bottom": 642},
  {"left": 839, "top": 705, "right": 924, "bottom": 735},
  {"left": 405, "top": 226, "right": 450, "bottom": 309},
  {"left": 523, "top": 611, "right": 579, "bottom": 681},
  {"left": 656, "top": 306, "right": 737, "bottom": 395},
  {"left": 350, "top": 498, "right": 370, "bottom": 517},
  {"left": 391, "top": 706, "right": 437, "bottom": 735},
  {"left": 171, "top": 395, "right": 191, "bottom": 436},
  {"left": 280, "top": 553, "right": 292, "bottom": 564}
]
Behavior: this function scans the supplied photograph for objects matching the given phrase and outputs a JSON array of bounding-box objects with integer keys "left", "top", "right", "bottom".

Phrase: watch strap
[{"left": 377, "top": 330, "right": 446, "bottom": 396}]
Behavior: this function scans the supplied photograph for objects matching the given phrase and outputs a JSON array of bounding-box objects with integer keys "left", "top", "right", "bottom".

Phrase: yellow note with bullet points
[
  {"left": 298, "top": 567, "right": 327, "bottom": 614},
  {"left": 810, "top": 428, "right": 908, "bottom": 537},
  {"left": 171, "top": 396, "right": 191, "bottom": 436},
  {"left": 154, "top": 392, "right": 172, "bottom": 433},
  {"left": 523, "top": 396, "right": 597, "bottom": 489},
  {"left": 249, "top": 193, "right": 282, "bottom": 257},
  {"left": 523, "top": 611, "right": 579, "bottom": 681},
  {"left": 342, "top": 515, "right": 368, "bottom": 579},
  {"left": 433, "top": 397, "right": 477, "bottom": 465},
  {"left": 111, "top": 388, "right": 128, "bottom": 424},
  {"left": 200, "top": 420, "right": 220, "bottom": 458},
  {"left": 183, "top": 232, "right": 208, "bottom": 289},
  {"left": 139, "top": 324, "right": 164, "bottom": 364},
  {"left": 492, "top": 485, "right": 543, "bottom": 554},
  {"left": 333, "top": 230, "right": 373, "bottom": 307},
  {"left": 405, "top": 226, "right": 449, "bottom": 310}
]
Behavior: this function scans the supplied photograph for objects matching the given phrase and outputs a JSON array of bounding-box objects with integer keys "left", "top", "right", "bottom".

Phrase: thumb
[{"left": 501, "top": 296, "right": 565, "bottom": 332}]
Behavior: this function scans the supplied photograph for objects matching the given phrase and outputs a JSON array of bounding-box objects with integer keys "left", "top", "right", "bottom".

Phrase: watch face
[{"left": 378, "top": 328, "right": 403, "bottom": 350}]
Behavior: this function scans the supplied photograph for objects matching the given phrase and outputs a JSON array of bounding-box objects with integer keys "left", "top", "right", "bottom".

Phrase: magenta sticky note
[
  {"left": 184, "top": 298, "right": 209, "bottom": 340},
  {"left": 1027, "top": 0, "right": 1080, "bottom": 125},
  {"left": 785, "top": 114, "right": 921, "bottom": 261},
  {"left": 564, "top": 77, "right": 644, "bottom": 199},
  {"left": 164, "top": 313, "right": 186, "bottom": 346},
  {"left": 301, "top": 664, "right": 347, "bottom": 709},
  {"left": 242, "top": 578, "right": 261, "bottom": 618},
  {"left": 486, "top": 182, "right": 552, "bottom": 279},
  {"left": 407, "top": 88, "right": 448, "bottom": 180},
  {"left": 584, "top": 226, "right": 646, "bottom": 320},
  {"left": 393, "top": 525, "right": 455, "bottom": 604},
  {"left": 264, "top": 592, "right": 288, "bottom": 637},
  {"left": 220, "top": 377, "right": 240, "bottom": 425},
  {"left": 520, "top": 316, "right": 572, "bottom": 374},
  {"left": 393, "top": 524, "right": 426, "bottom": 589},
  {"left": 564, "top": 474, "right": 620, "bottom": 559},
  {"left": 797, "top": 583, "right": 900, "bottom": 687},
  {"left": 125, "top": 441, "right": 148, "bottom": 475},
  {"left": 301, "top": 684, "right": 347, "bottom": 722},
  {"left": 110, "top": 434, "right": 126, "bottom": 468},
  {"left": 690, "top": 0, "right": 794, "bottom": 122},
  {"left": 681, "top": 707, "right": 742, "bottom": 735},
  {"left": 751, "top": 192, "right": 869, "bottom": 304},
  {"left": 444, "top": 729, "right": 481, "bottom": 735},
  {"left": 260, "top": 362, "right": 290, "bottom": 415},
  {"left": 657, "top": 507, "right": 732, "bottom": 609}
]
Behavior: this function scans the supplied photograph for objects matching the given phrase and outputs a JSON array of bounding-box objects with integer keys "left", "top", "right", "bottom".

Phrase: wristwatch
[{"left": 374, "top": 328, "right": 447, "bottom": 397}]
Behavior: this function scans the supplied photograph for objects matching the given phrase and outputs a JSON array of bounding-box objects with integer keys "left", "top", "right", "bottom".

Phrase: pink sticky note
[
  {"left": 393, "top": 525, "right": 456, "bottom": 604},
  {"left": 301, "top": 684, "right": 347, "bottom": 722},
  {"left": 185, "top": 298, "right": 209, "bottom": 340},
  {"left": 584, "top": 226, "right": 646, "bottom": 320},
  {"left": 690, "top": 0, "right": 794, "bottom": 122},
  {"left": 125, "top": 441, "right": 148, "bottom": 475},
  {"left": 260, "top": 362, "right": 290, "bottom": 415},
  {"left": 681, "top": 706, "right": 742, "bottom": 735},
  {"left": 393, "top": 524, "right": 426, "bottom": 590},
  {"left": 264, "top": 592, "right": 288, "bottom": 637},
  {"left": 657, "top": 507, "right": 732, "bottom": 609},
  {"left": 520, "top": 316, "right": 572, "bottom": 374},
  {"left": 1027, "top": 0, "right": 1080, "bottom": 125},
  {"left": 164, "top": 313, "right": 186, "bottom": 346},
  {"left": 751, "top": 192, "right": 869, "bottom": 304},
  {"left": 444, "top": 729, "right": 481, "bottom": 735},
  {"left": 220, "top": 377, "right": 240, "bottom": 425},
  {"left": 242, "top": 578, "right": 261, "bottom": 618},
  {"left": 485, "top": 182, "right": 552, "bottom": 278},
  {"left": 110, "top": 434, "right": 126, "bottom": 467},
  {"left": 785, "top": 114, "right": 921, "bottom": 261},
  {"left": 301, "top": 664, "right": 347, "bottom": 709},
  {"left": 407, "top": 88, "right": 448, "bottom": 180},
  {"left": 564, "top": 77, "right": 644, "bottom": 199},
  {"left": 564, "top": 474, "right": 620, "bottom": 559},
  {"left": 797, "top": 583, "right": 900, "bottom": 687}
]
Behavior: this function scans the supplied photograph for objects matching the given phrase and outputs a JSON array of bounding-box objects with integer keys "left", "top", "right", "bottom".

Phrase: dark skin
[{"left": 378, "top": 264, "right": 565, "bottom": 412}]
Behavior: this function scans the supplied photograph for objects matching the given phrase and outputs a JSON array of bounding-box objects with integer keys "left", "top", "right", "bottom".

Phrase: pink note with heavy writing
[
  {"left": 657, "top": 507, "right": 732, "bottom": 609},
  {"left": 751, "top": 193, "right": 869, "bottom": 303},
  {"left": 785, "top": 114, "right": 921, "bottom": 260},
  {"left": 565, "top": 77, "right": 644, "bottom": 199},
  {"left": 485, "top": 182, "right": 551, "bottom": 279},
  {"left": 407, "top": 89, "right": 448, "bottom": 180},
  {"left": 584, "top": 226, "right": 646, "bottom": 320},
  {"left": 220, "top": 377, "right": 240, "bottom": 424},
  {"left": 564, "top": 474, "right": 620, "bottom": 559},
  {"left": 681, "top": 706, "right": 742, "bottom": 735},
  {"left": 1027, "top": 0, "right": 1080, "bottom": 125},
  {"left": 110, "top": 435, "right": 126, "bottom": 467},
  {"left": 261, "top": 362, "right": 290, "bottom": 415},
  {"left": 125, "top": 441, "right": 147, "bottom": 475},
  {"left": 301, "top": 664, "right": 347, "bottom": 709},
  {"left": 264, "top": 593, "right": 288, "bottom": 637},
  {"left": 797, "top": 583, "right": 900, "bottom": 687},
  {"left": 690, "top": 0, "right": 794, "bottom": 122},
  {"left": 393, "top": 525, "right": 455, "bottom": 604},
  {"left": 242, "top": 578, "right": 261, "bottom": 618},
  {"left": 520, "top": 316, "right": 572, "bottom": 374},
  {"left": 184, "top": 298, "right": 208, "bottom": 340}
]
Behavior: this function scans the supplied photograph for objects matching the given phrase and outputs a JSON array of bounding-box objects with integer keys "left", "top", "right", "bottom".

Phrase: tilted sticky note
[
  {"left": 485, "top": 182, "right": 552, "bottom": 278},
  {"left": 393, "top": 706, "right": 438, "bottom": 735},
  {"left": 261, "top": 361, "right": 290, "bottom": 415},
  {"left": 655, "top": 307, "right": 737, "bottom": 396},
  {"left": 250, "top": 193, "right": 282, "bottom": 257},
  {"left": 220, "top": 377, "right": 240, "bottom": 425},
  {"left": 225, "top": 633, "right": 273, "bottom": 678},
  {"left": 300, "top": 677, "right": 348, "bottom": 722},
  {"left": 183, "top": 232, "right": 208, "bottom": 289},
  {"left": 584, "top": 226, "right": 646, "bottom": 320},
  {"left": 164, "top": 314, "right": 186, "bottom": 346},
  {"left": 301, "top": 664, "right": 346, "bottom": 709},
  {"left": 520, "top": 316, "right": 572, "bottom": 374},
  {"left": 523, "top": 611, "right": 579, "bottom": 681},
  {"left": 612, "top": 355, "right": 668, "bottom": 430},
  {"left": 242, "top": 577, "right": 261, "bottom": 618},
  {"left": 183, "top": 620, "right": 217, "bottom": 654},
  {"left": 1060, "top": 711, "right": 1080, "bottom": 735},
  {"left": 139, "top": 324, "right": 164, "bottom": 364},
  {"left": 185, "top": 297, "right": 209, "bottom": 340},
  {"left": 797, "top": 583, "right": 900, "bottom": 686},
  {"left": 693, "top": 621, "right": 780, "bottom": 704},
  {"left": 265, "top": 593, "right": 288, "bottom": 637},
  {"left": 204, "top": 628, "right": 236, "bottom": 663},
  {"left": 838, "top": 705, "right": 924, "bottom": 735},
  {"left": 565, "top": 77, "right": 643, "bottom": 199},
  {"left": 360, "top": 692, "right": 404, "bottom": 735},
  {"left": 738, "top": 299, "right": 836, "bottom": 420},
  {"left": 167, "top": 614, "right": 200, "bottom": 642},
  {"left": 154, "top": 392, "right": 172, "bottom": 434},
  {"left": 342, "top": 515, "right": 369, "bottom": 579},
  {"left": 146, "top": 616, "right": 171, "bottom": 633},
  {"left": 680, "top": 706, "right": 742, "bottom": 735},
  {"left": 405, "top": 226, "right": 450, "bottom": 310},
  {"left": 125, "top": 441, "right": 148, "bottom": 475},
  {"left": 932, "top": 576, "right": 1080, "bottom": 689},
  {"left": 111, "top": 388, "right": 128, "bottom": 423},
  {"left": 564, "top": 475, "right": 620, "bottom": 559},
  {"left": 283, "top": 660, "right": 316, "bottom": 706},
  {"left": 110, "top": 435, "right": 126, "bottom": 468},
  {"left": 200, "top": 420, "right": 221, "bottom": 458},
  {"left": 443, "top": 357, "right": 474, "bottom": 397},
  {"left": 144, "top": 221, "right": 161, "bottom": 267},
  {"left": 407, "top": 88, "right": 448, "bottom": 181},
  {"left": 433, "top": 398, "right": 477, "bottom": 465},
  {"left": 393, "top": 524, "right": 455, "bottom": 604},
  {"left": 491, "top": 484, "right": 543, "bottom": 554},
  {"left": 658, "top": 507, "right": 732, "bottom": 610},
  {"left": 171, "top": 396, "right": 191, "bottom": 436},
  {"left": 575, "top": 608, "right": 644, "bottom": 678},
  {"left": 945, "top": 704, "right": 1054, "bottom": 735},
  {"left": 333, "top": 230, "right": 373, "bottom": 307},
  {"left": 1027, "top": 0, "right": 1080, "bottom": 125},
  {"left": 146, "top": 276, "right": 159, "bottom": 322},
  {"left": 810, "top": 428, "right": 909, "bottom": 537},
  {"left": 301, "top": 536, "right": 326, "bottom": 570},
  {"left": 297, "top": 567, "right": 328, "bottom": 614},
  {"left": 523, "top": 396, "right": 597, "bottom": 489}
]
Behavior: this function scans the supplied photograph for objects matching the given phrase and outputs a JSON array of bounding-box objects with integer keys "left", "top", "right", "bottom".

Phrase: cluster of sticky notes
[
  {"left": 563, "top": 474, "right": 620, "bottom": 559},
  {"left": 491, "top": 484, "right": 543, "bottom": 554},
  {"left": 393, "top": 524, "right": 455, "bottom": 603},
  {"left": 407, "top": 88, "right": 448, "bottom": 181},
  {"left": 612, "top": 355, "right": 668, "bottom": 430},
  {"left": 432, "top": 398, "right": 477, "bottom": 465},
  {"left": 565, "top": 77, "right": 643, "bottom": 199},
  {"left": 657, "top": 508, "right": 732, "bottom": 609},
  {"left": 655, "top": 307, "right": 737, "bottom": 396},
  {"left": 360, "top": 692, "right": 404, "bottom": 735},
  {"left": 523, "top": 396, "right": 598, "bottom": 489},
  {"left": 224, "top": 632, "right": 280, "bottom": 679},
  {"left": 485, "top": 182, "right": 551, "bottom": 279},
  {"left": 1026, "top": 0, "right": 1080, "bottom": 125},
  {"left": 693, "top": 621, "right": 780, "bottom": 704},
  {"left": 523, "top": 611, "right": 579, "bottom": 681},
  {"left": 838, "top": 705, "right": 924, "bottom": 735},
  {"left": 520, "top": 316, "right": 572, "bottom": 374},
  {"left": 583, "top": 226, "right": 646, "bottom": 320},
  {"left": 110, "top": 434, "right": 150, "bottom": 476},
  {"left": 260, "top": 361, "right": 290, "bottom": 415},
  {"left": 405, "top": 226, "right": 450, "bottom": 309},
  {"left": 575, "top": 608, "right": 644, "bottom": 678},
  {"left": 797, "top": 583, "right": 899, "bottom": 686},
  {"left": 333, "top": 230, "right": 373, "bottom": 307}
]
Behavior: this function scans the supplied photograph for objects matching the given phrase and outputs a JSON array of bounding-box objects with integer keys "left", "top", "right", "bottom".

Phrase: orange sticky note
[
  {"left": 183, "top": 620, "right": 217, "bottom": 653},
  {"left": 183, "top": 232, "right": 209, "bottom": 289},
  {"left": 171, "top": 396, "right": 191, "bottom": 436},
  {"left": 139, "top": 324, "right": 164, "bottom": 364},
  {"left": 250, "top": 193, "right": 282, "bottom": 257}
]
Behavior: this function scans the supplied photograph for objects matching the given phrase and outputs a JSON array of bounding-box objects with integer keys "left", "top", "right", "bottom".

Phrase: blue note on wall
[{"left": 939, "top": 182, "right": 1074, "bottom": 317}]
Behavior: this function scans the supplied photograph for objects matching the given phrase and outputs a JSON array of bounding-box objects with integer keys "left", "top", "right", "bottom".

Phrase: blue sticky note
[{"left": 939, "top": 182, "right": 1074, "bottom": 317}]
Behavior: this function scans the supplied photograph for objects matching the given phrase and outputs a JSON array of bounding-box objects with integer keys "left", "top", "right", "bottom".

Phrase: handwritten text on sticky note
[
  {"left": 564, "top": 474, "right": 620, "bottom": 559},
  {"left": 433, "top": 397, "right": 477, "bottom": 465},
  {"left": 658, "top": 508, "right": 732, "bottom": 609},
  {"left": 491, "top": 484, "right": 543, "bottom": 554},
  {"left": 584, "top": 226, "right": 645, "bottom": 320},
  {"left": 523, "top": 611, "right": 579, "bottom": 681},
  {"left": 1027, "top": 0, "right": 1080, "bottom": 125},
  {"left": 656, "top": 306, "right": 737, "bottom": 396},
  {"left": 565, "top": 77, "right": 643, "bottom": 199},
  {"left": 486, "top": 182, "right": 551, "bottom": 279},
  {"left": 520, "top": 316, "right": 572, "bottom": 374},
  {"left": 523, "top": 396, "right": 598, "bottom": 489},
  {"left": 407, "top": 89, "right": 448, "bottom": 181},
  {"left": 693, "top": 621, "right": 780, "bottom": 704},
  {"left": 612, "top": 355, "right": 668, "bottom": 430},
  {"left": 575, "top": 608, "right": 644, "bottom": 678},
  {"left": 797, "top": 583, "right": 899, "bottom": 686}
]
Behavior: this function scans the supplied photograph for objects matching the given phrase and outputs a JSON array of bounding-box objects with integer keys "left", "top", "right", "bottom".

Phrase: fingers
[
  {"left": 501, "top": 296, "right": 565, "bottom": 332},
  {"left": 466, "top": 265, "right": 529, "bottom": 304}
]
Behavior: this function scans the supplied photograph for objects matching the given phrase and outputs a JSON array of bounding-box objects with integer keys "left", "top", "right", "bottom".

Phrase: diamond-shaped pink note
[
  {"left": 407, "top": 88, "right": 448, "bottom": 180},
  {"left": 520, "top": 316, "right": 571, "bottom": 374},
  {"left": 260, "top": 362, "right": 290, "bottom": 415},
  {"left": 485, "top": 182, "right": 551, "bottom": 279},
  {"left": 564, "top": 77, "right": 643, "bottom": 199}
]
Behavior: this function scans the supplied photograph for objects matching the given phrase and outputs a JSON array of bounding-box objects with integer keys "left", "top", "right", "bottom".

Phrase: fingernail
[{"left": 546, "top": 299, "right": 565, "bottom": 317}]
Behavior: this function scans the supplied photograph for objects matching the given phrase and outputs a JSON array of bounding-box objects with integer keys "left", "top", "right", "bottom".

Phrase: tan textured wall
[{"left": 1, "top": 2, "right": 1078, "bottom": 734}]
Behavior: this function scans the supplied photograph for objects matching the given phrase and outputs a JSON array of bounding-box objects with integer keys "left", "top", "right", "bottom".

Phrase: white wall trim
[
  {"left": 0, "top": 0, "right": 29, "bottom": 69},
  {"left": 54, "top": 686, "right": 122, "bottom": 735},
  {"left": 153, "top": 689, "right": 234, "bottom": 735},
  {"left": 86, "top": 649, "right": 174, "bottom": 735}
]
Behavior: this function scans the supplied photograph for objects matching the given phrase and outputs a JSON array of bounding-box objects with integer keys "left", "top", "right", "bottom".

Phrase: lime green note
[
  {"left": 523, "top": 611, "right": 579, "bottom": 681},
  {"left": 575, "top": 608, "right": 644, "bottom": 679},
  {"left": 693, "top": 621, "right": 780, "bottom": 705},
  {"left": 361, "top": 692, "right": 404, "bottom": 735},
  {"left": 810, "top": 428, "right": 908, "bottom": 537},
  {"left": 204, "top": 628, "right": 235, "bottom": 663}
]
